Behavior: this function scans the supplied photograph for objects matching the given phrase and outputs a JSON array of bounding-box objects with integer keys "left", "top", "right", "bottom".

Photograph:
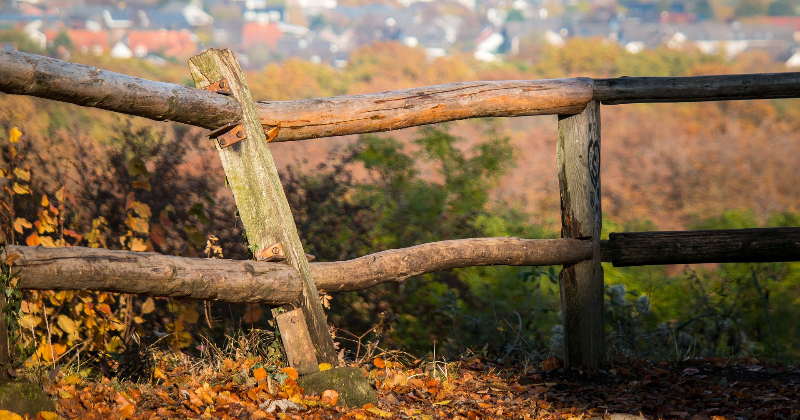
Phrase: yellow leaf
[
  {"left": 0, "top": 410, "right": 23, "bottom": 420},
  {"left": 180, "top": 306, "right": 200, "bottom": 323},
  {"left": 141, "top": 298, "right": 156, "bottom": 314},
  {"left": 57, "top": 315, "right": 76, "bottom": 334},
  {"left": 57, "top": 390, "right": 73, "bottom": 399},
  {"left": 131, "top": 180, "right": 151, "bottom": 191},
  {"left": 26, "top": 232, "right": 41, "bottom": 246},
  {"left": 39, "top": 236, "right": 56, "bottom": 247},
  {"left": 129, "top": 237, "right": 147, "bottom": 252},
  {"left": 253, "top": 367, "right": 267, "bottom": 382},
  {"left": 153, "top": 367, "right": 167, "bottom": 380},
  {"left": 281, "top": 367, "right": 299, "bottom": 381},
  {"left": 64, "top": 374, "right": 82, "bottom": 385},
  {"left": 433, "top": 400, "right": 452, "bottom": 406},
  {"left": 41, "top": 194, "right": 49, "bottom": 207},
  {"left": 128, "top": 216, "right": 149, "bottom": 234},
  {"left": 365, "top": 407, "right": 393, "bottom": 418},
  {"left": 55, "top": 186, "right": 66, "bottom": 203},
  {"left": 18, "top": 315, "right": 41, "bottom": 329},
  {"left": 318, "top": 363, "right": 332, "bottom": 371},
  {"left": 13, "top": 183, "right": 30, "bottom": 195},
  {"left": 13, "top": 217, "right": 31, "bottom": 233},
  {"left": 9, "top": 127, "right": 21, "bottom": 143},
  {"left": 132, "top": 201, "right": 151, "bottom": 218},
  {"left": 37, "top": 411, "right": 59, "bottom": 420},
  {"left": 13, "top": 168, "right": 30, "bottom": 181}
]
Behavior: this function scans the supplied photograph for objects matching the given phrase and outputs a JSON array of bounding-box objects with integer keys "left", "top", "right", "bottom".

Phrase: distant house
[
  {"left": 241, "top": 21, "right": 282, "bottom": 50},
  {"left": 44, "top": 28, "right": 110, "bottom": 55},
  {"left": 128, "top": 29, "right": 199, "bottom": 58},
  {"left": 110, "top": 40, "right": 133, "bottom": 58}
]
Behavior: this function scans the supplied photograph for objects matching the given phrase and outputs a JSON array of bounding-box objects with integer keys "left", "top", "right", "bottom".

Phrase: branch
[
  {"left": 3, "top": 237, "right": 594, "bottom": 303},
  {"left": 0, "top": 49, "right": 593, "bottom": 141}
]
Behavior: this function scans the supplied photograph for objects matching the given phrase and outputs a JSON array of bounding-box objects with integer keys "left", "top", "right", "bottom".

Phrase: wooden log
[
  {"left": 2, "top": 245, "right": 302, "bottom": 304},
  {"left": 594, "top": 73, "right": 800, "bottom": 104},
  {"left": 557, "top": 100, "right": 604, "bottom": 369},
  {"left": 0, "top": 49, "right": 239, "bottom": 129},
  {"left": 2, "top": 237, "right": 594, "bottom": 301},
  {"left": 256, "top": 79, "right": 593, "bottom": 140},
  {"left": 314, "top": 237, "right": 595, "bottom": 292},
  {"left": 601, "top": 228, "right": 800, "bottom": 266},
  {"left": 0, "top": 49, "right": 593, "bottom": 141},
  {"left": 189, "top": 49, "right": 337, "bottom": 374}
]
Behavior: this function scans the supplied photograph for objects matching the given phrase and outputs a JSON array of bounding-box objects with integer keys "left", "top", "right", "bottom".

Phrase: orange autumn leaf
[
  {"left": 281, "top": 367, "right": 299, "bottom": 380},
  {"left": 253, "top": 367, "right": 267, "bottom": 382},
  {"left": 373, "top": 357, "right": 386, "bottom": 369},
  {"left": 26, "top": 232, "right": 41, "bottom": 246},
  {"left": 322, "top": 389, "right": 339, "bottom": 406}
]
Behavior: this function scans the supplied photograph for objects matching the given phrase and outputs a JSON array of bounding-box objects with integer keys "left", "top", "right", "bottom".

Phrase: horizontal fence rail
[
  {"left": 0, "top": 49, "right": 592, "bottom": 141},
  {"left": 601, "top": 227, "right": 800, "bottom": 266},
  {"left": 593, "top": 73, "right": 800, "bottom": 104},
  {"left": 2, "top": 237, "right": 593, "bottom": 304},
  {"left": 5, "top": 228, "right": 800, "bottom": 303},
  {"left": 4, "top": 50, "right": 800, "bottom": 143}
]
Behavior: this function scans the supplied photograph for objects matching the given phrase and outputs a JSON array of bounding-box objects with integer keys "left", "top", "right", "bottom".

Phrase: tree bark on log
[
  {"left": 0, "top": 49, "right": 592, "bottom": 141},
  {"left": 601, "top": 228, "right": 800, "bottom": 266},
  {"left": 2, "top": 237, "right": 594, "bottom": 303},
  {"left": 3, "top": 245, "right": 302, "bottom": 304},
  {"left": 593, "top": 73, "right": 800, "bottom": 104}
]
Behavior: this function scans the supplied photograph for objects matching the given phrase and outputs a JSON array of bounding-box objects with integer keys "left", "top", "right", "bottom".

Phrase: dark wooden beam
[
  {"left": 601, "top": 228, "right": 800, "bottom": 266},
  {"left": 593, "top": 73, "right": 800, "bottom": 104}
]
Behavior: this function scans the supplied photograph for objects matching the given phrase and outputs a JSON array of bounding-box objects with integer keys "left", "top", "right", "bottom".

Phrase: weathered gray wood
[
  {"left": 557, "top": 100, "right": 604, "bottom": 369},
  {"left": 0, "top": 49, "right": 593, "bottom": 140},
  {"left": 2, "top": 237, "right": 594, "bottom": 300},
  {"left": 594, "top": 73, "right": 800, "bottom": 104},
  {"left": 601, "top": 228, "right": 800, "bottom": 266},
  {"left": 188, "top": 48, "right": 336, "bottom": 373},
  {"left": 0, "top": 49, "right": 239, "bottom": 129},
  {"left": 2, "top": 245, "right": 301, "bottom": 304}
]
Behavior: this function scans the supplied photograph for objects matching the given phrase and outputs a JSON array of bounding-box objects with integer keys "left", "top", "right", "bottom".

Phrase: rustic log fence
[{"left": 2, "top": 48, "right": 800, "bottom": 372}]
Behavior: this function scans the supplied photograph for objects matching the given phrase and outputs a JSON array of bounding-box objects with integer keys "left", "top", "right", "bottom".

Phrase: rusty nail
[
  {"left": 236, "top": 130, "right": 245, "bottom": 139},
  {"left": 290, "top": 316, "right": 298, "bottom": 323},
  {"left": 272, "top": 246, "right": 279, "bottom": 254},
  {"left": 219, "top": 81, "right": 227, "bottom": 89},
  {"left": 219, "top": 139, "right": 228, "bottom": 146}
]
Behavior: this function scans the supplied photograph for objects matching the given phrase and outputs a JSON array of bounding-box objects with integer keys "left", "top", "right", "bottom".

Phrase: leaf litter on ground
[{"left": 9, "top": 354, "right": 800, "bottom": 419}]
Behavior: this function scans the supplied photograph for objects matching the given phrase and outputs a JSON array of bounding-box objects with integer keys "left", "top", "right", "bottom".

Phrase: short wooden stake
[
  {"left": 188, "top": 49, "right": 337, "bottom": 374},
  {"left": 557, "top": 100, "right": 604, "bottom": 369}
]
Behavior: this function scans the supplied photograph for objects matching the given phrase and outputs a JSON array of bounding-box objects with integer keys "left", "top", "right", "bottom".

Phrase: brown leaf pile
[{"left": 11, "top": 355, "right": 800, "bottom": 419}]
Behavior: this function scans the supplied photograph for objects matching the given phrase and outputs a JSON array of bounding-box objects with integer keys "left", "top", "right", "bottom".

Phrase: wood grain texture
[
  {"left": 3, "top": 237, "right": 594, "bottom": 300},
  {"left": 314, "top": 237, "right": 594, "bottom": 292},
  {"left": 601, "top": 228, "right": 800, "bottom": 266},
  {"left": 594, "top": 73, "right": 800, "bottom": 104},
  {"left": 2, "top": 245, "right": 301, "bottom": 304},
  {"left": 0, "top": 50, "right": 592, "bottom": 140},
  {"left": 0, "top": 49, "right": 239, "bottom": 129},
  {"left": 557, "top": 100, "right": 604, "bottom": 369},
  {"left": 189, "top": 49, "right": 336, "bottom": 372},
  {"left": 257, "top": 79, "right": 594, "bottom": 140}
]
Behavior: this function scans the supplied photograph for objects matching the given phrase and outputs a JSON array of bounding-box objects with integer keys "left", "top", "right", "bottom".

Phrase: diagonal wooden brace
[{"left": 188, "top": 49, "right": 337, "bottom": 374}]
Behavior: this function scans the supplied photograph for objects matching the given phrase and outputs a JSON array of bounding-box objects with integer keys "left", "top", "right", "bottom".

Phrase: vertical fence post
[
  {"left": 188, "top": 49, "right": 337, "bottom": 374},
  {"left": 557, "top": 100, "right": 604, "bottom": 369}
]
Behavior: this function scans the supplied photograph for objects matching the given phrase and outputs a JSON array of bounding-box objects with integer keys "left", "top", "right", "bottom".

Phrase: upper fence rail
[{"left": 3, "top": 50, "right": 800, "bottom": 143}]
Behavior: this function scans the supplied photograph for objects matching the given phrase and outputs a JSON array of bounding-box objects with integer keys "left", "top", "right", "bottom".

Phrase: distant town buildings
[{"left": 2, "top": 0, "right": 800, "bottom": 68}]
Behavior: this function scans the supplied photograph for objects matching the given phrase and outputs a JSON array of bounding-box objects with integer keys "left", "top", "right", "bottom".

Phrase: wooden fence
[{"left": 2, "top": 48, "right": 800, "bottom": 372}]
